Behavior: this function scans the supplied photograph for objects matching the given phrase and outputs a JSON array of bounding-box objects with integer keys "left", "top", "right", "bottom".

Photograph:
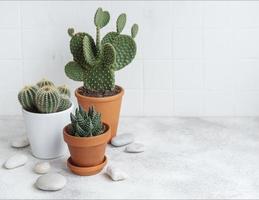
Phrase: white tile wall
[{"left": 2, "top": 1, "right": 259, "bottom": 116}]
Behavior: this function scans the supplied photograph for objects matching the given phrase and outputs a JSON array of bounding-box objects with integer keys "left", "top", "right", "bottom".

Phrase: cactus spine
[
  {"left": 36, "top": 78, "right": 54, "bottom": 88},
  {"left": 58, "top": 94, "right": 72, "bottom": 112},
  {"left": 18, "top": 79, "right": 72, "bottom": 113},
  {"left": 57, "top": 85, "right": 71, "bottom": 97},
  {"left": 18, "top": 85, "right": 38, "bottom": 111},
  {"left": 35, "top": 86, "right": 61, "bottom": 113},
  {"left": 65, "top": 8, "right": 138, "bottom": 92}
]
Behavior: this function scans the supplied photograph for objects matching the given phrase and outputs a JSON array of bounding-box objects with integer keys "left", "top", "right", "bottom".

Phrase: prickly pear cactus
[
  {"left": 36, "top": 78, "right": 54, "bottom": 88},
  {"left": 18, "top": 85, "right": 38, "bottom": 111},
  {"left": 65, "top": 8, "right": 138, "bottom": 92},
  {"left": 35, "top": 86, "right": 61, "bottom": 113},
  {"left": 57, "top": 85, "right": 71, "bottom": 97}
]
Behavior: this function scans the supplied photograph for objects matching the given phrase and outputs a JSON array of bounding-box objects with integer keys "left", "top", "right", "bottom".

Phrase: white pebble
[
  {"left": 34, "top": 162, "right": 50, "bottom": 174},
  {"left": 111, "top": 133, "right": 134, "bottom": 147},
  {"left": 11, "top": 136, "right": 29, "bottom": 148},
  {"left": 5, "top": 154, "right": 28, "bottom": 169},
  {"left": 106, "top": 165, "right": 128, "bottom": 181},
  {"left": 35, "top": 173, "right": 66, "bottom": 191},
  {"left": 125, "top": 142, "right": 145, "bottom": 153}
]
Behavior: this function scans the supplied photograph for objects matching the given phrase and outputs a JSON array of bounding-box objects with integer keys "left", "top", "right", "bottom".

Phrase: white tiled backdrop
[{"left": 1, "top": 1, "right": 259, "bottom": 116}]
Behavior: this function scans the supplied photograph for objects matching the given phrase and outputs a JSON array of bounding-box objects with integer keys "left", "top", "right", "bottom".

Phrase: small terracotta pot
[
  {"left": 63, "top": 123, "right": 111, "bottom": 176},
  {"left": 75, "top": 85, "right": 124, "bottom": 140}
]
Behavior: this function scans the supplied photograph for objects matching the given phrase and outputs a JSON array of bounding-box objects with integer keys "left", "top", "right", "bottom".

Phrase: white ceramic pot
[{"left": 22, "top": 104, "right": 74, "bottom": 159}]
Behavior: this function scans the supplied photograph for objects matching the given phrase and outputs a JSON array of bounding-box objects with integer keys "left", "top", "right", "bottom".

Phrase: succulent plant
[
  {"left": 58, "top": 94, "right": 72, "bottom": 112},
  {"left": 18, "top": 85, "right": 38, "bottom": 111},
  {"left": 18, "top": 79, "right": 72, "bottom": 113},
  {"left": 35, "top": 86, "right": 61, "bottom": 113},
  {"left": 57, "top": 85, "right": 71, "bottom": 97},
  {"left": 36, "top": 78, "right": 54, "bottom": 88},
  {"left": 65, "top": 8, "right": 138, "bottom": 92},
  {"left": 70, "top": 106, "right": 104, "bottom": 137}
]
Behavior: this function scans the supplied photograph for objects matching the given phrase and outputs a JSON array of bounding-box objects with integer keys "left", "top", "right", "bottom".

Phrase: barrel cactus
[
  {"left": 35, "top": 86, "right": 61, "bottom": 113},
  {"left": 65, "top": 8, "right": 138, "bottom": 92},
  {"left": 70, "top": 106, "right": 104, "bottom": 137},
  {"left": 58, "top": 94, "right": 72, "bottom": 112},
  {"left": 18, "top": 79, "right": 72, "bottom": 113},
  {"left": 57, "top": 85, "right": 71, "bottom": 97},
  {"left": 36, "top": 78, "right": 54, "bottom": 88},
  {"left": 18, "top": 85, "right": 38, "bottom": 111}
]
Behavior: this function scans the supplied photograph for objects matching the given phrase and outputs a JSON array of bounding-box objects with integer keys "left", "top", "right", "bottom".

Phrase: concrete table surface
[{"left": 0, "top": 116, "right": 259, "bottom": 199}]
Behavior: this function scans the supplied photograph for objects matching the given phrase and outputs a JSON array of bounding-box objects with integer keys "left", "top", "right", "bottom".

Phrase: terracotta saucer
[{"left": 67, "top": 156, "right": 107, "bottom": 176}]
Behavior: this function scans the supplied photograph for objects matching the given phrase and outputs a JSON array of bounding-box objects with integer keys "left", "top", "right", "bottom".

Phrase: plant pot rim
[
  {"left": 63, "top": 123, "right": 111, "bottom": 147},
  {"left": 22, "top": 103, "right": 74, "bottom": 116},
  {"left": 67, "top": 156, "right": 107, "bottom": 176},
  {"left": 75, "top": 85, "right": 124, "bottom": 103}
]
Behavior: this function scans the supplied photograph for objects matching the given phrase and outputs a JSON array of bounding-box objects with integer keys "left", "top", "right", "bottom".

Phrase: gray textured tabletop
[{"left": 0, "top": 116, "right": 259, "bottom": 199}]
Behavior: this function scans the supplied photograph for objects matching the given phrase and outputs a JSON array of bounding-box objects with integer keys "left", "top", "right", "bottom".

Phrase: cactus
[
  {"left": 18, "top": 85, "right": 38, "bottom": 111},
  {"left": 18, "top": 79, "right": 72, "bottom": 113},
  {"left": 70, "top": 106, "right": 104, "bottom": 137},
  {"left": 35, "top": 86, "right": 61, "bottom": 113},
  {"left": 36, "top": 78, "right": 54, "bottom": 88},
  {"left": 65, "top": 8, "right": 138, "bottom": 92},
  {"left": 58, "top": 94, "right": 72, "bottom": 112},
  {"left": 57, "top": 85, "right": 71, "bottom": 97}
]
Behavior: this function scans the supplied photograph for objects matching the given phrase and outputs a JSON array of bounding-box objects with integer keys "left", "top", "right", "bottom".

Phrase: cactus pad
[
  {"left": 101, "top": 43, "right": 116, "bottom": 66},
  {"left": 84, "top": 64, "right": 115, "bottom": 91},
  {"left": 70, "top": 32, "right": 94, "bottom": 67},
  {"left": 94, "top": 8, "right": 110, "bottom": 29},
  {"left": 102, "top": 33, "right": 136, "bottom": 70},
  {"left": 83, "top": 35, "right": 97, "bottom": 66},
  {"left": 68, "top": 28, "right": 74, "bottom": 37},
  {"left": 116, "top": 13, "right": 126, "bottom": 34},
  {"left": 65, "top": 61, "right": 86, "bottom": 81},
  {"left": 131, "top": 24, "right": 139, "bottom": 38}
]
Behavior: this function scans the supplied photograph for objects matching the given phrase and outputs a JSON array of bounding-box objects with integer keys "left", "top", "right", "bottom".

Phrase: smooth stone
[
  {"left": 125, "top": 142, "right": 145, "bottom": 153},
  {"left": 34, "top": 162, "right": 50, "bottom": 174},
  {"left": 11, "top": 136, "right": 29, "bottom": 148},
  {"left": 106, "top": 165, "right": 128, "bottom": 181},
  {"left": 35, "top": 173, "right": 66, "bottom": 191},
  {"left": 5, "top": 154, "right": 28, "bottom": 169},
  {"left": 111, "top": 133, "right": 134, "bottom": 147}
]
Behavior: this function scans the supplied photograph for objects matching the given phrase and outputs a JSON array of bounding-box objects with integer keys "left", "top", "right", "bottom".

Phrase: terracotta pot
[
  {"left": 75, "top": 85, "right": 124, "bottom": 140},
  {"left": 63, "top": 123, "right": 110, "bottom": 176}
]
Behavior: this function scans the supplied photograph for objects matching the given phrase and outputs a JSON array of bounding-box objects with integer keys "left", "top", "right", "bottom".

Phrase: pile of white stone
[{"left": 4, "top": 133, "right": 145, "bottom": 191}]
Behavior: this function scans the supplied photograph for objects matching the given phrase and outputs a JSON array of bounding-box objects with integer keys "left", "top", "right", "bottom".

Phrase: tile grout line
[{"left": 19, "top": 1, "right": 25, "bottom": 86}]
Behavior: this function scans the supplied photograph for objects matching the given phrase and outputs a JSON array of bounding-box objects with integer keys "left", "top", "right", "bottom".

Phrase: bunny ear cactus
[{"left": 65, "top": 8, "right": 138, "bottom": 93}]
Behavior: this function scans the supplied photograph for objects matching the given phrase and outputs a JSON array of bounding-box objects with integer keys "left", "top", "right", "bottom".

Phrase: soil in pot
[
  {"left": 75, "top": 86, "right": 124, "bottom": 140},
  {"left": 63, "top": 124, "right": 111, "bottom": 176}
]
